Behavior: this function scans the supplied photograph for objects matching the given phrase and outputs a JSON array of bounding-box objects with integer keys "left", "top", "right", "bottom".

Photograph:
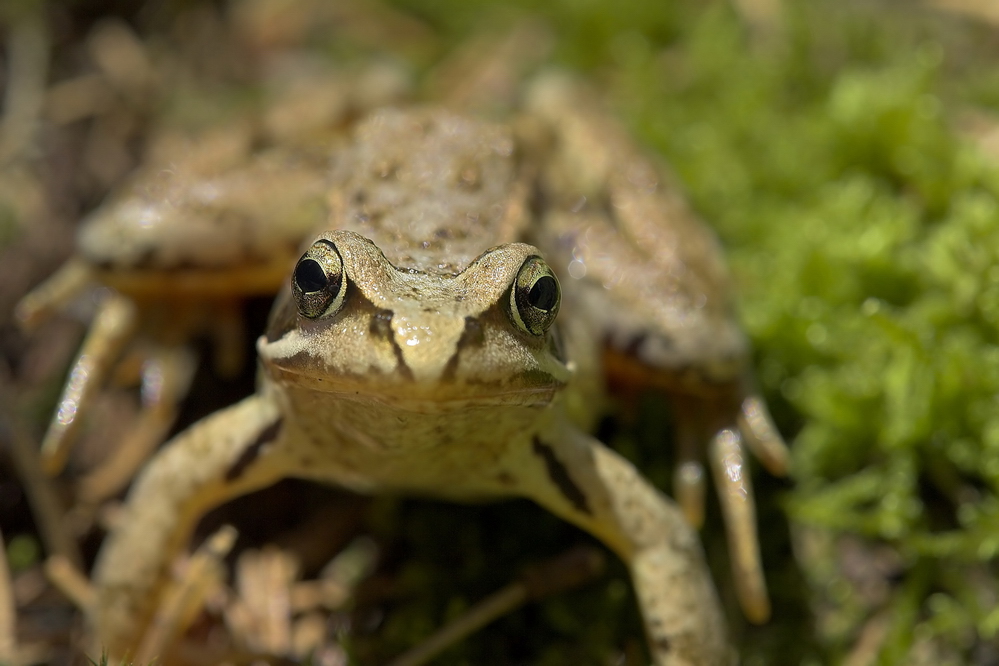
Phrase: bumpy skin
[{"left": 94, "top": 90, "right": 777, "bottom": 664}]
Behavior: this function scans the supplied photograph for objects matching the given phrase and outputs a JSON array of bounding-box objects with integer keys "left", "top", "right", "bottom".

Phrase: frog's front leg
[
  {"left": 93, "top": 392, "right": 290, "bottom": 656},
  {"left": 515, "top": 420, "right": 731, "bottom": 666}
]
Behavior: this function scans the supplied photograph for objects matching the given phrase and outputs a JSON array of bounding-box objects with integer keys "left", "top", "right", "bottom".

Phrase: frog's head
[{"left": 259, "top": 230, "right": 570, "bottom": 408}]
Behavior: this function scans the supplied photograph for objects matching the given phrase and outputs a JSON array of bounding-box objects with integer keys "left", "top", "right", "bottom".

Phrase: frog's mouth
[
  {"left": 258, "top": 332, "right": 569, "bottom": 409},
  {"left": 265, "top": 360, "right": 562, "bottom": 409}
]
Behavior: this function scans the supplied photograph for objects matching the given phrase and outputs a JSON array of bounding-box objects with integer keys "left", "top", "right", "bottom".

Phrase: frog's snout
[{"left": 383, "top": 309, "right": 467, "bottom": 383}]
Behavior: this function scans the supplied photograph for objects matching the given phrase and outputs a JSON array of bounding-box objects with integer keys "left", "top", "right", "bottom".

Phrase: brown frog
[{"left": 92, "top": 73, "right": 787, "bottom": 665}]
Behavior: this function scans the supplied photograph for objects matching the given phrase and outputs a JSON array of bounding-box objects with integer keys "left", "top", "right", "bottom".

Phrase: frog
[{"left": 92, "top": 73, "right": 787, "bottom": 664}]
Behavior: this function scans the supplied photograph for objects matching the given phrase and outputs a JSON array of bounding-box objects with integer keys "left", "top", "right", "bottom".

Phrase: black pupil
[
  {"left": 295, "top": 259, "right": 328, "bottom": 292},
  {"left": 527, "top": 276, "right": 558, "bottom": 311}
]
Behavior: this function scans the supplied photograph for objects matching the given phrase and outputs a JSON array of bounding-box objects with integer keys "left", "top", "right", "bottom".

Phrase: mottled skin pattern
[
  {"left": 329, "top": 108, "right": 529, "bottom": 275},
  {"left": 94, "top": 77, "right": 785, "bottom": 664}
]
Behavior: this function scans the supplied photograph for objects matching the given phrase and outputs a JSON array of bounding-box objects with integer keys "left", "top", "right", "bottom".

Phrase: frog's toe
[
  {"left": 40, "top": 293, "right": 138, "bottom": 476},
  {"left": 737, "top": 394, "right": 790, "bottom": 476},
  {"left": 14, "top": 259, "right": 93, "bottom": 331},
  {"left": 674, "top": 459, "right": 707, "bottom": 529},
  {"left": 708, "top": 427, "right": 771, "bottom": 624},
  {"left": 77, "top": 345, "right": 197, "bottom": 505}
]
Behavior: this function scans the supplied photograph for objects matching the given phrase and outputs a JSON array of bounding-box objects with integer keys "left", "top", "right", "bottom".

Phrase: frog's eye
[
  {"left": 509, "top": 256, "right": 560, "bottom": 336},
  {"left": 292, "top": 239, "right": 347, "bottom": 318}
]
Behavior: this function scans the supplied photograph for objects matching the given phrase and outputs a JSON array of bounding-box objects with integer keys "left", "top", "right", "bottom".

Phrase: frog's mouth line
[{"left": 263, "top": 362, "right": 562, "bottom": 409}]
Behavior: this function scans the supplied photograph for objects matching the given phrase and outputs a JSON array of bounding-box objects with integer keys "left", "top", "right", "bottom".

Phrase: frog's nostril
[{"left": 295, "top": 259, "right": 328, "bottom": 292}]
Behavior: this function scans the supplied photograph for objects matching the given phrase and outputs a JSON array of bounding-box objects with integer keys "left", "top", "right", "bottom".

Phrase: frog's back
[{"left": 329, "top": 108, "right": 528, "bottom": 275}]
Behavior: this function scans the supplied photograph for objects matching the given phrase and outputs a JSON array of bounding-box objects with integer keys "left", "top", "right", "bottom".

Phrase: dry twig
[
  {"left": 0, "top": 390, "right": 83, "bottom": 570},
  {"left": 0, "top": 529, "right": 17, "bottom": 664},
  {"left": 134, "top": 525, "right": 238, "bottom": 663},
  {"left": 43, "top": 555, "right": 95, "bottom": 613},
  {"left": 0, "top": 4, "right": 49, "bottom": 166},
  {"left": 387, "top": 546, "right": 605, "bottom": 666}
]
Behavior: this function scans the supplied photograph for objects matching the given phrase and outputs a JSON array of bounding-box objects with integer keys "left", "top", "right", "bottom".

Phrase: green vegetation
[{"left": 5, "top": 533, "right": 39, "bottom": 572}]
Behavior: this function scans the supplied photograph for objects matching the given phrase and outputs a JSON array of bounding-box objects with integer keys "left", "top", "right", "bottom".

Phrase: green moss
[{"left": 621, "top": 3, "right": 999, "bottom": 661}]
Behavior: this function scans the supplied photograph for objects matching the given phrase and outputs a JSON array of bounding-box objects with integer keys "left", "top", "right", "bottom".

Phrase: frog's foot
[
  {"left": 32, "top": 290, "right": 201, "bottom": 494},
  {"left": 76, "top": 345, "right": 197, "bottom": 506},
  {"left": 14, "top": 258, "right": 93, "bottom": 331},
  {"left": 39, "top": 293, "right": 137, "bottom": 476},
  {"left": 673, "top": 391, "right": 790, "bottom": 532},
  {"left": 524, "top": 70, "right": 788, "bottom": 624},
  {"left": 707, "top": 426, "right": 768, "bottom": 624},
  {"left": 737, "top": 394, "right": 790, "bottom": 477},
  {"left": 683, "top": 392, "right": 789, "bottom": 625},
  {"left": 673, "top": 410, "right": 709, "bottom": 529},
  {"left": 15, "top": 259, "right": 109, "bottom": 476}
]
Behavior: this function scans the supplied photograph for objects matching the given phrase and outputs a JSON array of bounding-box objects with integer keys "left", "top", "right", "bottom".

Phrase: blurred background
[{"left": 3, "top": 0, "right": 999, "bottom": 663}]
